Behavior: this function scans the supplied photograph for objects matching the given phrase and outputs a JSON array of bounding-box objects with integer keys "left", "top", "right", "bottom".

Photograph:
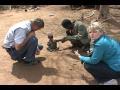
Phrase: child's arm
[
  {"left": 47, "top": 41, "right": 51, "bottom": 46},
  {"left": 54, "top": 38, "right": 63, "bottom": 42}
]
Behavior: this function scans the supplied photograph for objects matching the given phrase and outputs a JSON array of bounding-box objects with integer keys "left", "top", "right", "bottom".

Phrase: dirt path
[{"left": 0, "top": 5, "right": 120, "bottom": 85}]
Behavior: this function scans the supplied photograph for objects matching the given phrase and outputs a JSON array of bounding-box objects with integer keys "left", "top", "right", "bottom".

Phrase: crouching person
[
  {"left": 3, "top": 18, "right": 44, "bottom": 65},
  {"left": 61, "top": 19, "right": 90, "bottom": 51},
  {"left": 74, "top": 21, "right": 120, "bottom": 85}
]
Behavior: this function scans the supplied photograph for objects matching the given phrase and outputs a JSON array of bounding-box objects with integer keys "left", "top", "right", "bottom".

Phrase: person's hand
[
  {"left": 74, "top": 50, "right": 80, "bottom": 57},
  {"left": 86, "top": 50, "right": 91, "bottom": 55},
  {"left": 27, "top": 31, "right": 36, "bottom": 38},
  {"left": 86, "top": 50, "right": 93, "bottom": 56},
  {"left": 74, "top": 50, "right": 84, "bottom": 64}
]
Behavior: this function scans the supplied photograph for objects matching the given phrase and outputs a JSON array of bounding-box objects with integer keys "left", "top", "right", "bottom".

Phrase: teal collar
[{"left": 94, "top": 34, "right": 105, "bottom": 43}]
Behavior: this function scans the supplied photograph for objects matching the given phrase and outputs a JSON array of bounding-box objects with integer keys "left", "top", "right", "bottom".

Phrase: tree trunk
[
  {"left": 9, "top": 5, "right": 12, "bottom": 10},
  {"left": 98, "top": 5, "right": 110, "bottom": 19},
  {"left": 98, "top": 5, "right": 120, "bottom": 28}
]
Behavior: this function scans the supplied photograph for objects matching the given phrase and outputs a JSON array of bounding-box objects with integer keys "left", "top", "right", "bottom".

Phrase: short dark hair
[
  {"left": 61, "top": 19, "right": 73, "bottom": 29},
  {"left": 33, "top": 18, "right": 44, "bottom": 28}
]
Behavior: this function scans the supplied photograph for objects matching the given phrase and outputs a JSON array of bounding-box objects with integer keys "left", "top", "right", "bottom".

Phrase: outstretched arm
[{"left": 74, "top": 50, "right": 84, "bottom": 64}]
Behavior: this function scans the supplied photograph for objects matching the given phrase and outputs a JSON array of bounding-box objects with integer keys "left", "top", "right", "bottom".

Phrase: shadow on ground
[{"left": 11, "top": 57, "right": 58, "bottom": 83}]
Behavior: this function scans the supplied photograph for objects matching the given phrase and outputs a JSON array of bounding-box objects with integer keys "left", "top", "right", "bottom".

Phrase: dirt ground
[{"left": 0, "top": 5, "right": 120, "bottom": 85}]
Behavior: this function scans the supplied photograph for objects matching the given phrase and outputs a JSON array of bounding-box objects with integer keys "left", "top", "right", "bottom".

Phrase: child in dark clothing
[{"left": 47, "top": 32, "right": 58, "bottom": 52}]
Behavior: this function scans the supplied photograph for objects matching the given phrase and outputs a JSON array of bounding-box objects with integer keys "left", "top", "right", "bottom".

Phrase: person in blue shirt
[{"left": 74, "top": 21, "right": 120, "bottom": 85}]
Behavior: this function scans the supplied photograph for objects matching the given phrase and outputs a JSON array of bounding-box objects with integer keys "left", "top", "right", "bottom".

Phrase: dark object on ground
[
  {"left": 18, "top": 58, "right": 40, "bottom": 65},
  {"left": 70, "top": 5, "right": 100, "bottom": 10},
  {"left": 24, "top": 9, "right": 27, "bottom": 12}
]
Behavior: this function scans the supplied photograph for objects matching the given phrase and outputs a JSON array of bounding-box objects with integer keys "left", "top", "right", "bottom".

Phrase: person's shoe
[
  {"left": 17, "top": 60, "right": 25, "bottom": 63},
  {"left": 28, "top": 60, "right": 40, "bottom": 65},
  {"left": 23, "top": 59, "right": 40, "bottom": 65},
  {"left": 17, "top": 58, "right": 25, "bottom": 63},
  {"left": 99, "top": 79, "right": 118, "bottom": 85}
]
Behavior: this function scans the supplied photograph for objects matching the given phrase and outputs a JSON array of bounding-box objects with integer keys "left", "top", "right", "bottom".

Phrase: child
[{"left": 47, "top": 32, "right": 58, "bottom": 52}]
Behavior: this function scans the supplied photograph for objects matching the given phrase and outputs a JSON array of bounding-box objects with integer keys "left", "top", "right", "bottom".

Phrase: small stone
[
  {"left": 73, "top": 63, "right": 77, "bottom": 65},
  {"left": 69, "top": 68, "right": 72, "bottom": 70},
  {"left": 49, "top": 13, "right": 55, "bottom": 16}
]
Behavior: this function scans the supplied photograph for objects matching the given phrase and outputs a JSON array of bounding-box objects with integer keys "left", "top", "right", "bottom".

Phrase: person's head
[
  {"left": 88, "top": 21, "right": 105, "bottom": 40},
  {"left": 61, "top": 19, "right": 74, "bottom": 30},
  {"left": 48, "top": 32, "right": 53, "bottom": 40},
  {"left": 31, "top": 18, "right": 44, "bottom": 31}
]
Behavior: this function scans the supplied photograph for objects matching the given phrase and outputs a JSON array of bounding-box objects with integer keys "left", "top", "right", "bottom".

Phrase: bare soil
[{"left": 0, "top": 5, "right": 120, "bottom": 85}]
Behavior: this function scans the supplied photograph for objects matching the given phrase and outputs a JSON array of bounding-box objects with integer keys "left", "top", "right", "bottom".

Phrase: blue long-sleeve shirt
[{"left": 80, "top": 35, "right": 120, "bottom": 72}]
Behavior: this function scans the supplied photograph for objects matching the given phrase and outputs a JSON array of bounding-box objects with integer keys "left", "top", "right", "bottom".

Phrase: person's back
[
  {"left": 74, "top": 21, "right": 90, "bottom": 44},
  {"left": 3, "top": 18, "right": 44, "bottom": 65},
  {"left": 3, "top": 20, "right": 31, "bottom": 48},
  {"left": 96, "top": 35, "right": 120, "bottom": 71}
]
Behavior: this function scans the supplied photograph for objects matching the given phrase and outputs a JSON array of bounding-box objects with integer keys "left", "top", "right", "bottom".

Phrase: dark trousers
[
  {"left": 70, "top": 40, "right": 90, "bottom": 51},
  {"left": 70, "top": 40, "right": 83, "bottom": 47},
  {"left": 6, "top": 36, "right": 43, "bottom": 63},
  {"left": 84, "top": 62, "right": 120, "bottom": 83}
]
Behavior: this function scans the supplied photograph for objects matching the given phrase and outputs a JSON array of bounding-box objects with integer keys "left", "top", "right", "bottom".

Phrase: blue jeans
[{"left": 6, "top": 36, "right": 43, "bottom": 63}]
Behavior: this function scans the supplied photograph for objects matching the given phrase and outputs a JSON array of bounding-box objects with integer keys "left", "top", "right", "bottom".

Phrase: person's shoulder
[
  {"left": 8, "top": 20, "right": 31, "bottom": 32},
  {"left": 96, "top": 35, "right": 109, "bottom": 45},
  {"left": 75, "top": 21, "right": 86, "bottom": 28},
  {"left": 13, "top": 20, "right": 30, "bottom": 28},
  {"left": 19, "top": 20, "right": 31, "bottom": 30},
  {"left": 20, "top": 20, "right": 31, "bottom": 25},
  {"left": 74, "top": 20, "right": 82, "bottom": 25},
  {"left": 74, "top": 21, "right": 81, "bottom": 28},
  {"left": 102, "top": 35, "right": 112, "bottom": 42},
  {"left": 105, "top": 35, "right": 120, "bottom": 45}
]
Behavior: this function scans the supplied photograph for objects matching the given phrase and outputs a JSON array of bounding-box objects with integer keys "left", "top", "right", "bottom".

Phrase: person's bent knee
[
  {"left": 84, "top": 63, "right": 94, "bottom": 71},
  {"left": 29, "top": 36, "right": 38, "bottom": 44}
]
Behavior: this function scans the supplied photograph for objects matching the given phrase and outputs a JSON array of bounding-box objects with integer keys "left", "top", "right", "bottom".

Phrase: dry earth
[{"left": 0, "top": 5, "right": 120, "bottom": 85}]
